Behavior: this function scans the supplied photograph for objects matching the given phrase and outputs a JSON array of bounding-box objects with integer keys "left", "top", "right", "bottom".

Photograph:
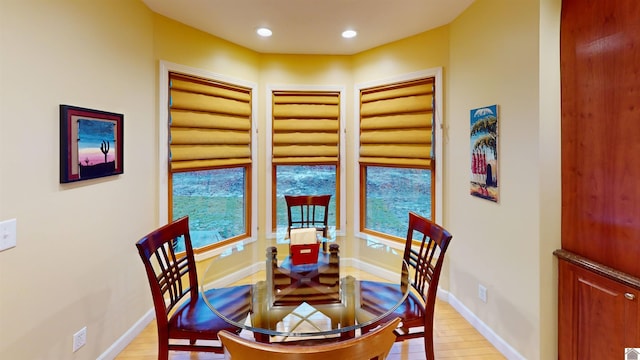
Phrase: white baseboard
[
  {"left": 354, "top": 264, "right": 523, "bottom": 360},
  {"left": 447, "top": 293, "right": 525, "bottom": 360},
  {"left": 99, "top": 262, "right": 264, "bottom": 359},
  {"left": 346, "top": 257, "right": 398, "bottom": 281},
  {"left": 202, "top": 261, "right": 264, "bottom": 289},
  {"left": 97, "top": 308, "right": 154, "bottom": 360}
]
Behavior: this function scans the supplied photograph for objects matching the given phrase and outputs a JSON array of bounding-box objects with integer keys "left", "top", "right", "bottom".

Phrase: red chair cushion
[
  {"left": 359, "top": 280, "right": 425, "bottom": 325},
  {"left": 170, "top": 285, "right": 251, "bottom": 338}
]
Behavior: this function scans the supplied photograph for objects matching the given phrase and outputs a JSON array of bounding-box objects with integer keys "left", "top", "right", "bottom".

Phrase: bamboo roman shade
[
  {"left": 169, "top": 73, "right": 252, "bottom": 171},
  {"left": 359, "top": 78, "right": 434, "bottom": 168},
  {"left": 272, "top": 91, "right": 340, "bottom": 165}
]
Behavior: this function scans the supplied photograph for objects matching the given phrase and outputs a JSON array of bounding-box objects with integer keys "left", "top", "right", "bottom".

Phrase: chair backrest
[
  {"left": 404, "top": 212, "right": 453, "bottom": 306},
  {"left": 218, "top": 317, "right": 401, "bottom": 360},
  {"left": 135, "top": 216, "right": 198, "bottom": 330},
  {"left": 284, "top": 194, "right": 331, "bottom": 237}
]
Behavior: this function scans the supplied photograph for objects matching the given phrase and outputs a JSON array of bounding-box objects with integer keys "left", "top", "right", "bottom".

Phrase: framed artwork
[
  {"left": 60, "top": 105, "right": 123, "bottom": 183},
  {"left": 470, "top": 104, "right": 498, "bottom": 202}
]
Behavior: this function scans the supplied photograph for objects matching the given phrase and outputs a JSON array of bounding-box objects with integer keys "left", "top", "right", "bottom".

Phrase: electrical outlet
[
  {"left": 478, "top": 284, "right": 488, "bottom": 303},
  {"left": 72, "top": 327, "right": 87, "bottom": 352},
  {"left": 0, "top": 218, "right": 17, "bottom": 251}
]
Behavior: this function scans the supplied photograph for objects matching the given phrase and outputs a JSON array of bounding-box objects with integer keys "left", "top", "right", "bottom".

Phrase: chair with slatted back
[
  {"left": 357, "top": 212, "right": 453, "bottom": 360},
  {"left": 284, "top": 194, "right": 331, "bottom": 239},
  {"left": 135, "top": 216, "right": 251, "bottom": 360},
  {"left": 218, "top": 317, "right": 401, "bottom": 360}
]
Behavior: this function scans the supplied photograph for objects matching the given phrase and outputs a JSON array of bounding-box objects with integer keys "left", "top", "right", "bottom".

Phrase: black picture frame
[{"left": 60, "top": 105, "right": 124, "bottom": 183}]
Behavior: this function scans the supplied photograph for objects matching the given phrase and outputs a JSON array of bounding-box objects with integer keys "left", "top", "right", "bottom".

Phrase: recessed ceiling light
[
  {"left": 342, "top": 30, "right": 357, "bottom": 39},
  {"left": 257, "top": 27, "right": 272, "bottom": 37}
]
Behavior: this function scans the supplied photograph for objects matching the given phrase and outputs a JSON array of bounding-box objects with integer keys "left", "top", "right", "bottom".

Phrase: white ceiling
[{"left": 142, "top": 0, "right": 475, "bottom": 55}]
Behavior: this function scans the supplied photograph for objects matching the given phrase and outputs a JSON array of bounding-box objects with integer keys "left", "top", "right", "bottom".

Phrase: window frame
[
  {"left": 354, "top": 68, "right": 443, "bottom": 243},
  {"left": 158, "top": 61, "right": 258, "bottom": 259},
  {"left": 266, "top": 84, "right": 346, "bottom": 240}
]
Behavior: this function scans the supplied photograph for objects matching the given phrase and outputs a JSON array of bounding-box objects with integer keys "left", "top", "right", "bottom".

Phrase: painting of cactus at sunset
[
  {"left": 77, "top": 119, "right": 117, "bottom": 178},
  {"left": 60, "top": 105, "right": 123, "bottom": 183}
]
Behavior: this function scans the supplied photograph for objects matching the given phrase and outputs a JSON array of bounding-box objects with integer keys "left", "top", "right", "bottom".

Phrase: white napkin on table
[{"left": 290, "top": 228, "right": 317, "bottom": 245}]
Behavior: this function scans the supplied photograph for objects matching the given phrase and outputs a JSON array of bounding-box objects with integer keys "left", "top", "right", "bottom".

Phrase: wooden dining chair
[
  {"left": 218, "top": 317, "right": 401, "bottom": 360},
  {"left": 358, "top": 212, "right": 453, "bottom": 360},
  {"left": 135, "top": 216, "right": 251, "bottom": 360},
  {"left": 284, "top": 194, "right": 331, "bottom": 239}
]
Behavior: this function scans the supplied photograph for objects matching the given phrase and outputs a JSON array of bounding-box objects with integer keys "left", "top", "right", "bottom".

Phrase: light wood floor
[
  {"left": 115, "top": 298, "right": 505, "bottom": 360},
  {"left": 117, "top": 267, "right": 505, "bottom": 359}
]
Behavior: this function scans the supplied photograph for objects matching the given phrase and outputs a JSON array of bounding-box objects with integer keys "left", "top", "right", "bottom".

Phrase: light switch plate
[{"left": 0, "top": 218, "right": 17, "bottom": 251}]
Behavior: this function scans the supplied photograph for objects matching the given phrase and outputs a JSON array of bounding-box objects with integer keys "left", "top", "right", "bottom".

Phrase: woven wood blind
[
  {"left": 359, "top": 78, "right": 434, "bottom": 168},
  {"left": 169, "top": 73, "right": 252, "bottom": 171},
  {"left": 272, "top": 91, "right": 340, "bottom": 165}
]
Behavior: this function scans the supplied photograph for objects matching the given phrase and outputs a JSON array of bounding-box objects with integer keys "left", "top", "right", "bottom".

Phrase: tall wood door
[{"left": 560, "top": 0, "right": 640, "bottom": 277}]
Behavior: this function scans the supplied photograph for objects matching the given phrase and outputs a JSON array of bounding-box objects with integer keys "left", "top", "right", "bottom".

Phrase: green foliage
[
  {"left": 364, "top": 167, "right": 431, "bottom": 237},
  {"left": 366, "top": 198, "right": 408, "bottom": 237},
  {"left": 173, "top": 195, "right": 244, "bottom": 238},
  {"left": 172, "top": 166, "right": 431, "bottom": 249}
]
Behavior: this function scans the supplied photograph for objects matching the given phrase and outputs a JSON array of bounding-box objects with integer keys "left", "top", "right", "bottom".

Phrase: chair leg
[
  {"left": 158, "top": 342, "right": 169, "bottom": 360},
  {"left": 156, "top": 329, "right": 169, "bottom": 360},
  {"left": 254, "top": 332, "right": 270, "bottom": 343},
  {"left": 424, "top": 325, "right": 434, "bottom": 360}
]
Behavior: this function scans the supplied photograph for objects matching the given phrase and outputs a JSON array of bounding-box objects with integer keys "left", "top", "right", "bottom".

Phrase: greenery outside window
[
  {"left": 171, "top": 168, "right": 247, "bottom": 252},
  {"left": 274, "top": 165, "right": 337, "bottom": 231},
  {"left": 363, "top": 166, "right": 432, "bottom": 238}
]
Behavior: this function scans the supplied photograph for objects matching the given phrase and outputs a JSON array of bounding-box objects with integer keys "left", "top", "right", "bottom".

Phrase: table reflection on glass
[{"left": 201, "top": 237, "right": 409, "bottom": 343}]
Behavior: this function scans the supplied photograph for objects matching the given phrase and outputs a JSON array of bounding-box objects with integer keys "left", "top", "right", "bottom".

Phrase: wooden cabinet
[
  {"left": 558, "top": 0, "right": 640, "bottom": 357},
  {"left": 556, "top": 250, "right": 640, "bottom": 359}
]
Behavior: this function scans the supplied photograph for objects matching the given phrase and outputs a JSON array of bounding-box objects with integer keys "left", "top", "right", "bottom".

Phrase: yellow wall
[
  {"left": 447, "top": 0, "right": 560, "bottom": 358},
  {"left": 538, "top": 1, "right": 562, "bottom": 359},
  {"left": 153, "top": 14, "right": 260, "bottom": 82},
  {"left": 0, "top": 1, "right": 157, "bottom": 359},
  {"left": 449, "top": 0, "right": 542, "bottom": 354},
  {"left": 352, "top": 25, "right": 450, "bottom": 83},
  {"left": 0, "top": 0, "right": 560, "bottom": 359}
]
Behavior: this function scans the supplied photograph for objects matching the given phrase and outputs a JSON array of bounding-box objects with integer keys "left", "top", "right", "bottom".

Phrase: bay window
[
  {"left": 269, "top": 89, "right": 342, "bottom": 235},
  {"left": 358, "top": 76, "right": 437, "bottom": 241}
]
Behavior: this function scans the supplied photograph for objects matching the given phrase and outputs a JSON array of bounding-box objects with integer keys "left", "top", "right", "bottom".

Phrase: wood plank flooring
[
  {"left": 117, "top": 267, "right": 505, "bottom": 359},
  {"left": 115, "top": 298, "right": 505, "bottom": 359}
]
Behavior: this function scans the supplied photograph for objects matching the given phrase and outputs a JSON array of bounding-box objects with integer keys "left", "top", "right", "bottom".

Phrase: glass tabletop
[{"left": 200, "top": 236, "right": 409, "bottom": 342}]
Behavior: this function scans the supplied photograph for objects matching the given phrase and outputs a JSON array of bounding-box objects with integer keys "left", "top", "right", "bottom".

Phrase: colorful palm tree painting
[{"left": 470, "top": 104, "right": 498, "bottom": 202}]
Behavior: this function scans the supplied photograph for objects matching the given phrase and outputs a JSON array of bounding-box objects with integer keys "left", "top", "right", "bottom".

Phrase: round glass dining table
[{"left": 200, "top": 236, "right": 409, "bottom": 343}]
